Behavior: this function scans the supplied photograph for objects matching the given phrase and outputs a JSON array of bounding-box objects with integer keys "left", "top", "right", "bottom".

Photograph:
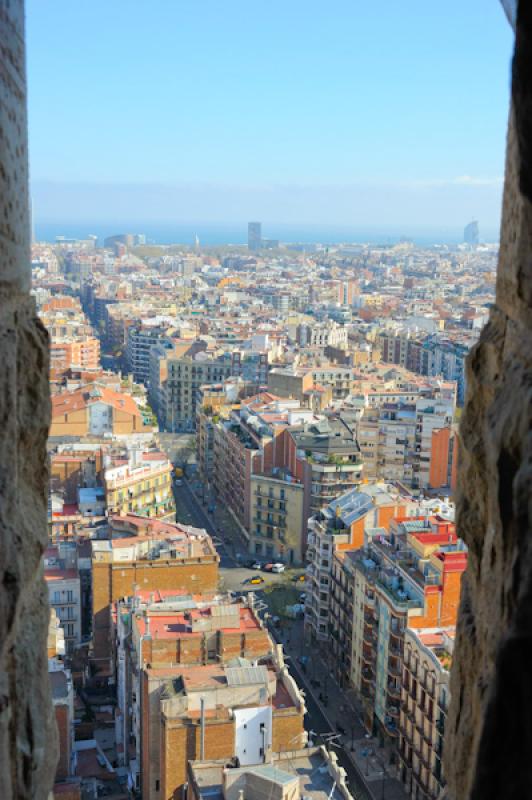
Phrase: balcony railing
[
  {"left": 388, "top": 661, "right": 402, "bottom": 678},
  {"left": 387, "top": 684, "right": 401, "bottom": 700}
]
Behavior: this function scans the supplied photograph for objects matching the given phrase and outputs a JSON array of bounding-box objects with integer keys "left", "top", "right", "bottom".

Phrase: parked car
[
  {"left": 262, "top": 563, "right": 274, "bottom": 572},
  {"left": 292, "top": 573, "right": 306, "bottom": 583},
  {"left": 271, "top": 563, "right": 285, "bottom": 573},
  {"left": 299, "top": 593, "right": 306, "bottom": 603},
  {"left": 247, "top": 575, "right": 265, "bottom": 585}
]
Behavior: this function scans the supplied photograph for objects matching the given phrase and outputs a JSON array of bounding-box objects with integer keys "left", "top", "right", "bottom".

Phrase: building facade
[
  {"left": 399, "top": 627, "right": 453, "bottom": 799},
  {"left": 249, "top": 473, "right": 305, "bottom": 564}
]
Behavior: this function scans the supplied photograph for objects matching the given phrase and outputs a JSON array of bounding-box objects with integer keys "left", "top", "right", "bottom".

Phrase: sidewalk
[
  {"left": 187, "top": 477, "right": 250, "bottom": 558},
  {"left": 279, "top": 619, "right": 407, "bottom": 800}
]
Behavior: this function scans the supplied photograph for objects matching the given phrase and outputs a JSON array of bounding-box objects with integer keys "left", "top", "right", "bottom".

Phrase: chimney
[{"left": 144, "top": 612, "right": 152, "bottom": 639}]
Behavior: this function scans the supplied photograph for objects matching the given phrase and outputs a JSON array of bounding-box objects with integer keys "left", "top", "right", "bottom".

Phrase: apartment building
[
  {"left": 422, "top": 336, "right": 470, "bottom": 406},
  {"left": 48, "top": 607, "right": 66, "bottom": 660},
  {"left": 399, "top": 627, "right": 453, "bottom": 800},
  {"left": 126, "top": 321, "right": 177, "bottom": 385},
  {"left": 414, "top": 398, "right": 455, "bottom": 489},
  {"left": 310, "top": 366, "right": 354, "bottom": 399},
  {"left": 377, "top": 331, "right": 418, "bottom": 371},
  {"left": 377, "top": 330, "right": 472, "bottom": 406},
  {"left": 45, "top": 567, "right": 82, "bottom": 655},
  {"left": 91, "top": 515, "right": 219, "bottom": 662},
  {"left": 187, "top": 748, "right": 354, "bottom": 800},
  {"left": 336, "top": 278, "right": 360, "bottom": 307},
  {"left": 196, "top": 382, "right": 244, "bottom": 484},
  {"left": 212, "top": 414, "right": 258, "bottom": 534},
  {"left": 290, "top": 417, "right": 363, "bottom": 516},
  {"left": 103, "top": 447, "right": 175, "bottom": 520},
  {"left": 166, "top": 353, "right": 234, "bottom": 431},
  {"left": 357, "top": 395, "right": 456, "bottom": 489},
  {"left": 104, "top": 302, "right": 138, "bottom": 353},
  {"left": 49, "top": 444, "right": 104, "bottom": 504},
  {"left": 296, "top": 321, "right": 348, "bottom": 349},
  {"left": 210, "top": 394, "right": 361, "bottom": 558},
  {"left": 197, "top": 405, "right": 219, "bottom": 485},
  {"left": 142, "top": 654, "right": 305, "bottom": 800},
  {"left": 50, "top": 383, "right": 152, "bottom": 437},
  {"left": 340, "top": 516, "right": 465, "bottom": 741},
  {"left": 50, "top": 336, "right": 101, "bottom": 375},
  {"left": 207, "top": 393, "right": 364, "bottom": 561},
  {"left": 249, "top": 473, "right": 305, "bottom": 564},
  {"left": 114, "top": 591, "right": 272, "bottom": 794},
  {"left": 41, "top": 296, "right": 101, "bottom": 377},
  {"left": 304, "top": 484, "right": 416, "bottom": 644},
  {"left": 267, "top": 368, "right": 314, "bottom": 402},
  {"left": 148, "top": 338, "right": 176, "bottom": 423}
]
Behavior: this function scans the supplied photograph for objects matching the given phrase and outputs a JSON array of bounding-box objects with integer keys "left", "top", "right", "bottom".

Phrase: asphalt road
[
  {"left": 172, "top": 479, "right": 300, "bottom": 591},
  {"left": 277, "top": 631, "right": 372, "bottom": 800},
  {"left": 172, "top": 478, "right": 373, "bottom": 800}
]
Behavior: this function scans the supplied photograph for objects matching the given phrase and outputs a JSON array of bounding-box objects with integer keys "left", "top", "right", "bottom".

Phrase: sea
[{"left": 34, "top": 222, "right": 498, "bottom": 248}]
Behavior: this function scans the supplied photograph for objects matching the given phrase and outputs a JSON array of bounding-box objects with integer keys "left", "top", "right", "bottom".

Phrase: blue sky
[{"left": 27, "top": 1, "right": 513, "bottom": 235}]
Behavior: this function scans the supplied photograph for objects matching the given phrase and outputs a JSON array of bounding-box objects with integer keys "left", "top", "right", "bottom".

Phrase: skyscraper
[
  {"left": 248, "top": 221, "right": 262, "bottom": 250},
  {"left": 464, "top": 220, "right": 479, "bottom": 245}
]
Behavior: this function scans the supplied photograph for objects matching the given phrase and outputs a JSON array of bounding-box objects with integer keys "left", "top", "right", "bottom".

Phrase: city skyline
[{"left": 27, "top": 0, "right": 512, "bottom": 232}]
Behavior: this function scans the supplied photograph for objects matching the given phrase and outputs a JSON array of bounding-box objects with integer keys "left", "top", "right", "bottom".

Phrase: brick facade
[{"left": 93, "top": 559, "right": 219, "bottom": 660}]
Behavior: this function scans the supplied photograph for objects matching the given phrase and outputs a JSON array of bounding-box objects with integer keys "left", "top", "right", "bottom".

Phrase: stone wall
[
  {"left": 0, "top": 2, "right": 57, "bottom": 798},
  {"left": 444, "top": 3, "right": 532, "bottom": 799}
]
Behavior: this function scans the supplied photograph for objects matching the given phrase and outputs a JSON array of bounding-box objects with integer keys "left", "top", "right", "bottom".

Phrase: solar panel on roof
[
  {"left": 162, "top": 594, "right": 194, "bottom": 604},
  {"left": 210, "top": 604, "right": 239, "bottom": 618},
  {"left": 225, "top": 665, "right": 269, "bottom": 686}
]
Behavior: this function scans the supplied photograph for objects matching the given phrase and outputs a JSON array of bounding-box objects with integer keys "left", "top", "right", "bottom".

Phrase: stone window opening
[{"left": 0, "top": 2, "right": 527, "bottom": 800}]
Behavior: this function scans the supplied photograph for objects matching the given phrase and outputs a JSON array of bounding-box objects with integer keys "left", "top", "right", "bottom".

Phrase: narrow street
[
  {"left": 173, "top": 477, "right": 297, "bottom": 590},
  {"left": 170, "top": 476, "right": 406, "bottom": 800}
]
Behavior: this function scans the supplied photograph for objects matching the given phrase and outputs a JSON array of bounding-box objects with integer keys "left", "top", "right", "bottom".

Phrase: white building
[{"left": 45, "top": 567, "right": 82, "bottom": 654}]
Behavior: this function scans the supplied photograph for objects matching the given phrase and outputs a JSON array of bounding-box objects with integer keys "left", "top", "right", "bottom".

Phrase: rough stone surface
[
  {"left": 444, "top": 5, "right": 532, "bottom": 799},
  {"left": 0, "top": 1, "right": 57, "bottom": 798}
]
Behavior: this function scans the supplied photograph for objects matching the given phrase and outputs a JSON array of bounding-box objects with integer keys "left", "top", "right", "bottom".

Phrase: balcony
[
  {"left": 363, "top": 624, "right": 374, "bottom": 645},
  {"left": 387, "top": 683, "right": 401, "bottom": 701},
  {"left": 362, "top": 649, "right": 376, "bottom": 668},
  {"left": 390, "top": 626, "right": 404, "bottom": 643},
  {"left": 376, "top": 577, "right": 421, "bottom": 611},
  {"left": 389, "top": 641, "right": 402, "bottom": 657},
  {"left": 388, "top": 661, "right": 402, "bottom": 678},
  {"left": 420, "top": 675, "right": 436, "bottom": 698}
]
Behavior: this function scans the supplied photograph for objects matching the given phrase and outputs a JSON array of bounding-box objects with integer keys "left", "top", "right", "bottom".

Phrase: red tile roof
[{"left": 51, "top": 383, "right": 141, "bottom": 419}]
